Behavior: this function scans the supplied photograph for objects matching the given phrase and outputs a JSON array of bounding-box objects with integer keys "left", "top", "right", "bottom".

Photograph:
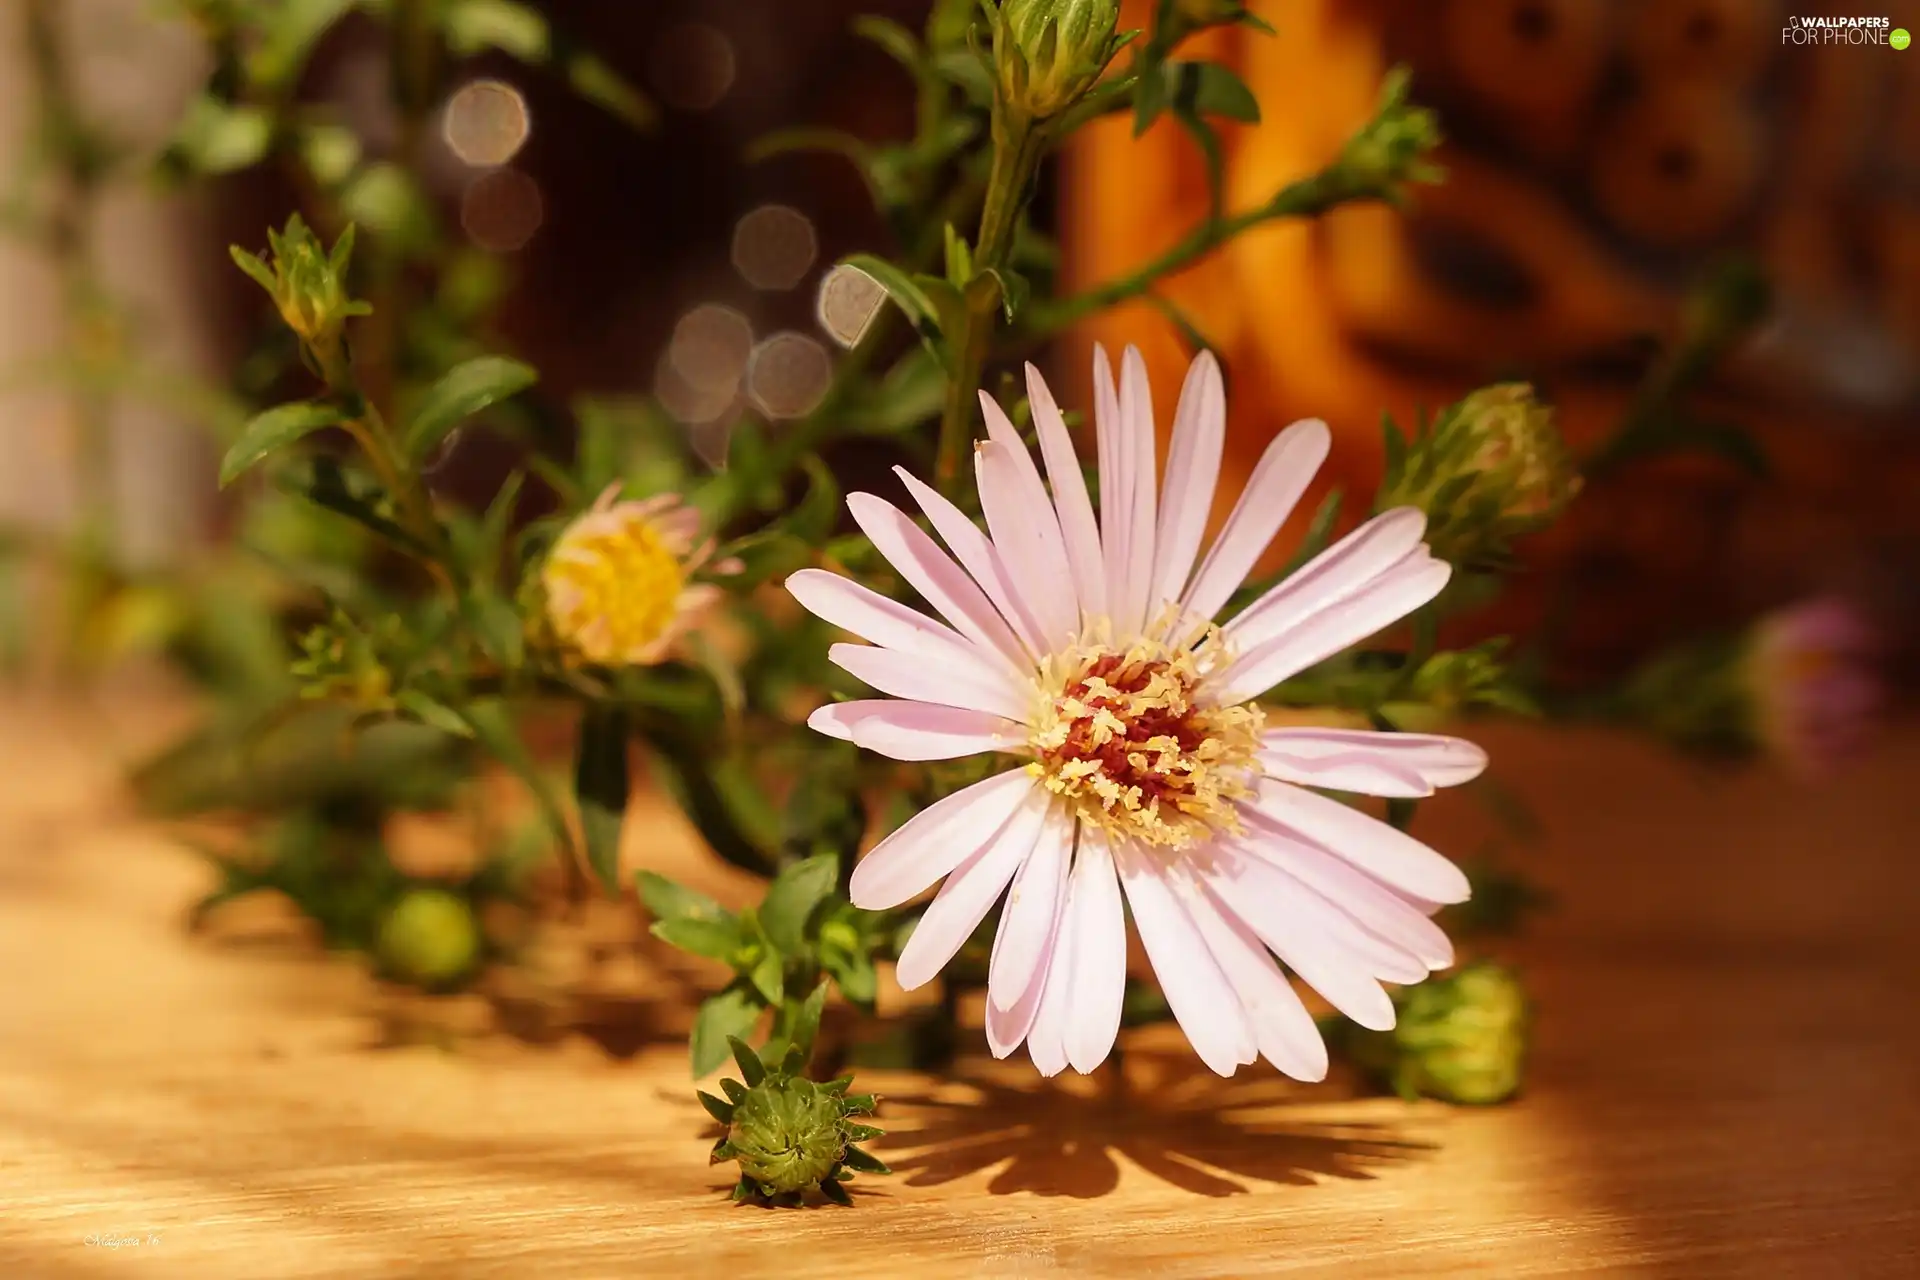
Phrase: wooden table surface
[{"left": 2, "top": 690, "right": 1917, "bottom": 1279}]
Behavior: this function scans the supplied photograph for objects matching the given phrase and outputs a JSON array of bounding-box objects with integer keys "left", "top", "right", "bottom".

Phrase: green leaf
[
  {"left": 747, "top": 947, "right": 784, "bottom": 1005},
  {"left": 245, "top": 0, "right": 353, "bottom": 91},
  {"left": 165, "top": 96, "right": 274, "bottom": 176},
  {"left": 463, "top": 591, "right": 525, "bottom": 669},
  {"left": 573, "top": 706, "right": 630, "bottom": 896},
  {"left": 822, "top": 948, "right": 877, "bottom": 1008},
  {"left": 562, "top": 48, "right": 657, "bottom": 130},
  {"left": 692, "top": 993, "right": 764, "bottom": 1077},
  {"left": 787, "top": 980, "right": 829, "bottom": 1065},
  {"left": 297, "top": 124, "right": 362, "bottom": 187},
  {"left": 651, "top": 916, "right": 743, "bottom": 960},
  {"left": 220, "top": 402, "right": 345, "bottom": 487},
  {"left": 727, "top": 1033, "right": 767, "bottom": 1086},
  {"left": 851, "top": 15, "right": 923, "bottom": 71},
  {"left": 759, "top": 855, "right": 839, "bottom": 954},
  {"left": 696, "top": 1090, "right": 734, "bottom": 1124},
  {"left": 1165, "top": 60, "right": 1262, "bottom": 123},
  {"left": 404, "top": 356, "right": 538, "bottom": 460},
  {"left": 636, "top": 871, "right": 730, "bottom": 924},
  {"left": 836, "top": 255, "right": 958, "bottom": 361},
  {"left": 393, "top": 690, "right": 477, "bottom": 738},
  {"left": 272, "top": 456, "right": 429, "bottom": 558},
  {"left": 444, "top": 0, "right": 549, "bottom": 59}
]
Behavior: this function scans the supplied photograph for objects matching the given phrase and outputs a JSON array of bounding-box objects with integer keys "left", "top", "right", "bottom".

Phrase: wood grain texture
[{"left": 2, "top": 691, "right": 1918, "bottom": 1279}]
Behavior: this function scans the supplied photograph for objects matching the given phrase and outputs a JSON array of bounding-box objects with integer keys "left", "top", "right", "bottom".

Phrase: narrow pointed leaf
[
  {"left": 636, "top": 870, "right": 731, "bottom": 924},
  {"left": 819, "top": 1177, "right": 853, "bottom": 1205},
  {"left": 220, "top": 402, "right": 346, "bottom": 487},
  {"left": 404, "top": 356, "right": 538, "bottom": 460},
  {"left": 697, "top": 1090, "right": 735, "bottom": 1124},
  {"left": 573, "top": 705, "right": 630, "bottom": 895}
]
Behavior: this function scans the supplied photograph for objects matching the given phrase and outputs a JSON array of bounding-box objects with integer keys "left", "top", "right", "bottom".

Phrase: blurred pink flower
[
  {"left": 1746, "top": 596, "right": 1882, "bottom": 775},
  {"left": 787, "top": 348, "right": 1486, "bottom": 1079}
]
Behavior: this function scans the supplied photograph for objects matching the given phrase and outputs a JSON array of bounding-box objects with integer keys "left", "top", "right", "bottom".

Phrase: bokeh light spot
[
  {"left": 460, "top": 169, "right": 544, "bottom": 252},
  {"left": 747, "top": 332, "right": 832, "bottom": 420},
  {"left": 443, "top": 80, "right": 531, "bottom": 167},
  {"left": 731, "top": 205, "right": 818, "bottom": 291},
  {"left": 668, "top": 305, "right": 755, "bottom": 396}
]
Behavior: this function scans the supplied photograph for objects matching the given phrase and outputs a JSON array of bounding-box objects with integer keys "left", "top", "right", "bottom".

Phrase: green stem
[
  {"left": 1027, "top": 163, "right": 1375, "bottom": 336},
  {"left": 934, "top": 108, "right": 1040, "bottom": 494}
]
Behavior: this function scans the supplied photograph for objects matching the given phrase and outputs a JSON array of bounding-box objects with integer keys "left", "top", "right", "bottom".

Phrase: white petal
[
  {"left": 808, "top": 700, "right": 1024, "bottom": 761},
  {"left": 830, "top": 643, "right": 1030, "bottom": 722},
  {"left": 1243, "top": 778, "right": 1472, "bottom": 904},
  {"left": 1149, "top": 352, "right": 1226, "bottom": 621},
  {"left": 846, "top": 492, "right": 1031, "bottom": 672},
  {"left": 1115, "top": 843, "right": 1254, "bottom": 1076},
  {"left": 1259, "top": 751, "right": 1432, "bottom": 797},
  {"left": 1181, "top": 420, "right": 1332, "bottom": 624},
  {"left": 984, "top": 873, "right": 1060, "bottom": 1059},
  {"left": 975, "top": 437, "right": 1079, "bottom": 648},
  {"left": 1211, "top": 554, "right": 1452, "bottom": 705},
  {"left": 1063, "top": 829, "right": 1126, "bottom": 1074},
  {"left": 786, "top": 569, "right": 1016, "bottom": 686},
  {"left": 849, "top": 769, "right": 1035, "bottom": 910},
  {"left": 988, "top": 805, "right": 1074, "bottom": 1011},
  {"left": 1115, "top": 347, "right": 1160, "bottom": 636},
  {"left": 1026, "top": 363, "right": 1107, "bottom": 620},
  {"left": 892, "top": 467, "right": 1048, "bottom": 660},
  {"left": 1230, "top": 833, "right": 1433, "bottom": 984},
  {"left": 894, "top": 788, "right": 1053, "bottom": 990},
  {"left": 1023, "top": 874, "right": 1076, "bottom": 1077},
  {"left": 1226, "top": 507, "right": 1429, "bottom": 653},
  {"left": 1237, "top": 815, "right": 1454, "bottom": 972},
  {"left": 1260, "top": 727, "right": 1488, "bottom": 795},
  {"left": 1181, "top": 872, "right": 1330, "bottom": 1081},
  {"left": 1206, "top": 853, "right": 1396, "bottom": 1031},
  {"left": 1092, "top": 344, "right": 1132, "bottom": 626}
]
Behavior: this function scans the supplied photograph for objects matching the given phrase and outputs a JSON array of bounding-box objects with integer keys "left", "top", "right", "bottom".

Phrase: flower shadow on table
[{"left": 873, "top": 1050, "right": 1431, "bottom": 1199}]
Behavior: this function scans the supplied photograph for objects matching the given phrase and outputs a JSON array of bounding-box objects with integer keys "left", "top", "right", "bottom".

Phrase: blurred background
[{"left": 2, "top": 0, "right": 1915, "bottom": 686}]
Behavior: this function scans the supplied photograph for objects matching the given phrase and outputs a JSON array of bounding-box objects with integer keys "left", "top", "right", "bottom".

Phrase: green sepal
[
  {"left": 818, "top": 1177, "right": 853, "bottom": 1207},
  {"left": 727, "top": 1034, "right": 767, "bottom": 1087},
  {"left": 697, "top": 1090, "right": 735, "bottom": 1124},
  {"left": 841, "top": 1145, "right": 890, "bottom": 1175}
]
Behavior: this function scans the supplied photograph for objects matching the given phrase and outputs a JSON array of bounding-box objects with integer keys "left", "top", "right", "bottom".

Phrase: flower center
[
  {"left": 543, "top": 509, "right": 686, "bottom": 664},
  {"left": 1025, "top": 628, "right": 1263, "bottom": 849}
]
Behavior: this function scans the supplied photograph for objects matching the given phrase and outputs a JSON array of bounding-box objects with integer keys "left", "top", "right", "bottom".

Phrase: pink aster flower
[
  {"left": 785, "top": 349, "right": 1486, "bottom": 1079},
  {"left": 1746, "top": 596, "right": 1882, "bottom": 775}
]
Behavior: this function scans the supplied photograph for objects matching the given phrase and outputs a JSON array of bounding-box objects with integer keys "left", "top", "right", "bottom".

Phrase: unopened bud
[
  {"left": 1344, "top": 961, "right": 1530, "bottom": 1105},
  {"left": 377, "top": 889, "right": 482, "bottom": 989},
  {"left": 1378, "top": 382, "right": 1581, "bottom": 567},
  {"left": 995, "top": 0, "right": 1123, "bottom": 121}
]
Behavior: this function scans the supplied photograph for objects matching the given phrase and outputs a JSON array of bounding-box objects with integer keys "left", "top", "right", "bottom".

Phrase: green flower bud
[
  {"left": 1344, "top": 961, "right": 1530, "bottom": 1105},
  {"left": 229, "top": 214, "right": 371, "bottom": 384},
  {"left": 703, "top": 1036, "right": 888, "bottom": 1207},
  {"left": 1377, "top": 382, "right": 1581, "bottom": 568},
  {"left": 1332, "top": 68, "right": 1445, "bottom": 198},
  {"left": 995, "top": 0, "right": 1123, "bottom": 121},
  {"left": 727, "top": 1077, "right": 848, "bottom": 1193},
  {"left": 377, "top": 889, "right": 482, "bottom": 989}
]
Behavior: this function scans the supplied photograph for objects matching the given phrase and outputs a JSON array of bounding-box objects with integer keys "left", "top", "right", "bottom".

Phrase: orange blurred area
[{"left": 1066, "top": 0, "right": 1920, "bottom": 673}]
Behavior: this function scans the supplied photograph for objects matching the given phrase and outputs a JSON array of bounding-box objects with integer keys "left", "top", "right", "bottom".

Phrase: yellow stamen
[
  {"left": 1025, "top": 617, "right": 1262, "bottom": 849},
  {"left": 543, "top": 502, "right": 690, "bottom": 666}
]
